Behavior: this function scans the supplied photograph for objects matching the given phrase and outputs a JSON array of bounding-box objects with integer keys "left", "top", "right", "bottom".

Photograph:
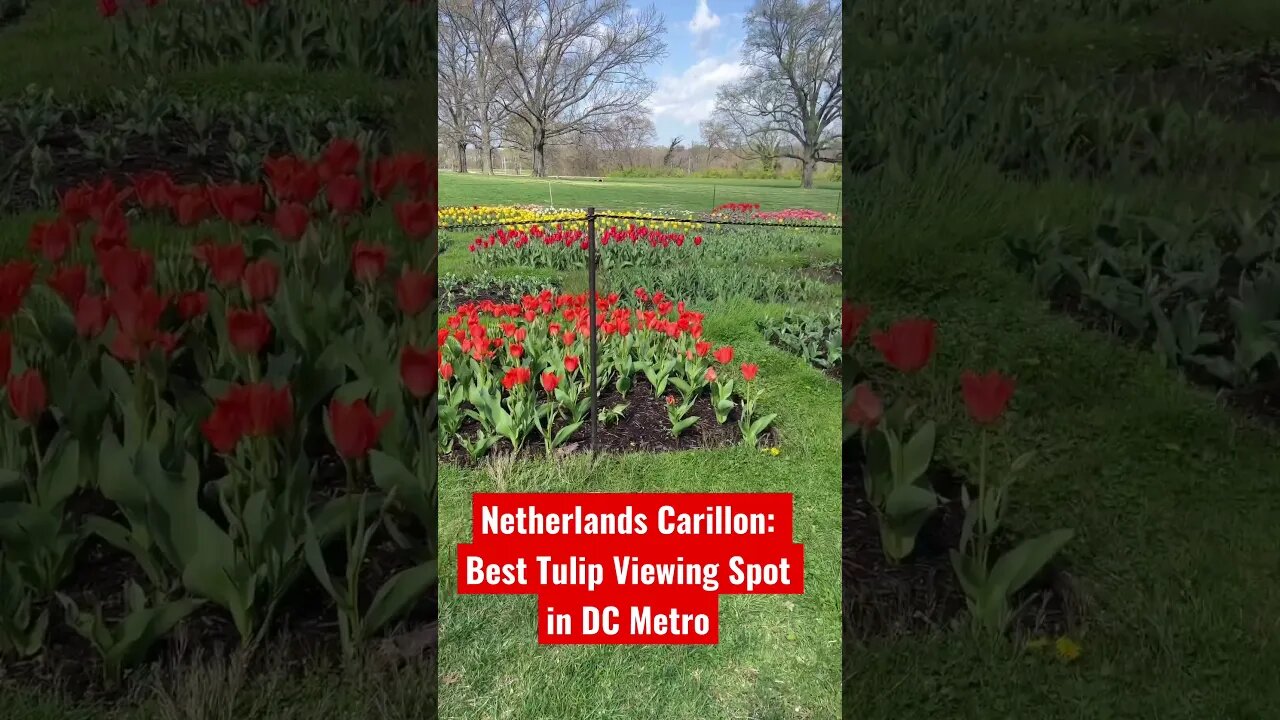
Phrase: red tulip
[
  {"left": 395, "top": 268, "right": 433, "bottom": 316},
  {"left": 564, "top": 355, "right": 580, "bottom": 373},
  {"left": 870, "top": 318, "right": 937, "bottom": 374},
  {"left": 741, "top": 363, "right": 758, "bottom": 381},
  {"left": 961, "top": 370, "right": 1016, "bottom": 425},
  {"left": 90, "top": 202, "right": 130, "bottom": 253},
  {"left": 200, "top": 402, "right": 242, "bottom": 454},
  {"left": 393, "top": 200, "right": 436, "bottom": 240},
  {"left": 230, "top": 382, "right": 294, "bottom": 438},
  {"left": 209, "top": 183, "right": 264, "bottom": 225},
  {"left": 396, "top": 153, "right": 434, "bottom": 199},
  {"left": 242, "top": 259, "right": 280, "bottom": 302},
  {"left": 47, "top": 265, "right": 88, "bottom": 307},
  {"left": 133, "top": 171, "right": 176, "bottom": 210},
  {"left": 713, "top": 346, "right": 733, "bottom": 364},
  {"left": 351, "top": 241, "right": 388, "bottom": 283},
  {"left": 7, "top": 369, "right": 47, "bottom": 425},
  {"left": 694, "top": 341, "right": 711, "bottom": 357},
  {"left": 174, "top": 188, "right": 212, "bottom": 227},
  {"left": 264, "top": 156, "right": 307, "bottom": 201},
  {"left": 29, "top": 216, "right": 77, "bottom": 263},
  {"left": 440, "top": 361, "right": 454, "bottom": 381},
  {"left": 509, "top": 343, "right": 524, "bottom": 359},
  {"left": 327, "top": 397, "right": 391, "bottom": 459},
  {"left": 371, "top": 157, "right": 401, "bottom": 199},
  {"left": 846, "top": 383, "right": 883, "bottom": 430},
  {"left": 0, "top": 261, "right": 37, "bottom": 321},
  {"left": 705, "top": 367, "right": 717, "bottom": 382},
  {"left": 227, "top": 307, "right": 272, "bottom": 355},
  {"left": 0, "top": 332, "right": 10, "bottom": 387},
  {"left": 320, "top": 139, "right": 361, "bottom": 181},
  {"left": 273, "top": 202, "right": 310, "bottom": 241},
  {"left": 325, "top": 175, "right": 363, "bottom": 215},
  {"left": 176, "top": 291, "right": 209, "bottom": 321},
  {"left": 541, "top": 371, "right": 559, "bottom": 394},
  {"left": 843, "top": 301, "right": 871, "bottom": 349},
  {"left": 194, "top": 241, "right": 246, "bottom": 287},
  {"left": 501, "top": 366, "right": 531, "bottom": 391},
  {"left": 97, "top": 0, "right": 119, "bottom": 17},
  {"left": 74, "top": 294, "right": 110, "bottom": 338},
  {"left": 107, "top": 287, "right": 169, "bottom": 362},
  {"left": 97, "top": 246, "right": 154, "bottom": 295},
  {"left": 400, "top": 345, "right": 436, "bottom": 399}
]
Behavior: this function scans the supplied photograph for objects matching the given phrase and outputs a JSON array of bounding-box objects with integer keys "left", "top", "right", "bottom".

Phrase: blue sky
[{"left": 641, "top": 0, "right": 753, "bottom": 145}]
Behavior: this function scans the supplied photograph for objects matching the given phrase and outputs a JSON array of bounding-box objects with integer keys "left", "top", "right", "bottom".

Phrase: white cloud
[
  {"left": 688, "top": 0, "right": 720, "bottom": 35},
  {"left": 648, "top": 57, "right": 747, "bottom": 129}
]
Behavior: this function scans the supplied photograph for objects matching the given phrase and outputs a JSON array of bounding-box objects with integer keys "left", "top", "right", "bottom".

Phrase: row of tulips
[
  {"left": 466, "top": 225, "right": 704, "bottom": 270},
  {"left": 438, "top": 287, "right": 777, "bottom": 460},
  {"left": 100, "top": 0, "right": 432, "bottom": 79},
  {"left": 439, "top": 205, "right": 702, "bottom": 235},
  {"left": 843, "top": 300, "right": 1072, "bottom": 635},
  {"left": 0, "top": 150, "right": 439, "bottom": 680}
]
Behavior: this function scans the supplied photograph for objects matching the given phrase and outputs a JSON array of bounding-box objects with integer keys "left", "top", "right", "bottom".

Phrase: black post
[{"left": 587, "top": 207, "right": 599, "bottom": 458}]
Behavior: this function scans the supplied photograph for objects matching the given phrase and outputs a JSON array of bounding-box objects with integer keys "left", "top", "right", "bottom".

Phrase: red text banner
[{"left": 456, "top": 492, "right": 804, "bottom": 644}]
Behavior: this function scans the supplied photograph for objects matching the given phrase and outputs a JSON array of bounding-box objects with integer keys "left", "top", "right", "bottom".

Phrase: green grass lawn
[
  {"left": 440, "top": 172, "right": 841, "bottom": 215},
  {"left": 845, "top": 3, "right": 1280, "bottom": 717},
  {"left": 437, "top": 178, "right": 842, "bottom": 718}
]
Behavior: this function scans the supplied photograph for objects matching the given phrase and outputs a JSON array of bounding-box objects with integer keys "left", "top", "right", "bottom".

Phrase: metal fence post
[{"left": 587, "top": 207, "right": 599, "bottom": 458}]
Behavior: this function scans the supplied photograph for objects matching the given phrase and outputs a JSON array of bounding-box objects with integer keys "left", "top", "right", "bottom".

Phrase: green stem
[{"left": 977, "top": 429, "right": 989, "bottom": 573}]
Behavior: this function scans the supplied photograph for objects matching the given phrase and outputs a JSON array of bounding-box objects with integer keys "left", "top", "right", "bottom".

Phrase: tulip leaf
[
  {"left": 363, "top": 560, "right": 436, "bottom": 638},
  {"left": 901, "top": 421, "right": 936, "bottom": 485},
  {"left": 38, "top": 438, "right": 79, "bottom": 512},
  {"left": 985, "top": 529, "right": 1073, "bottom": 603}
]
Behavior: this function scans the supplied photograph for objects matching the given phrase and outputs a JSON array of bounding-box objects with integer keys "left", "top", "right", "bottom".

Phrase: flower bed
[
  {"left": 466, "top": 224, "right": 703, "bottom": 269},
  {"left": 0, "top": 139, "right": 437, "bottom": 694},
  {"left": 758, "top": 310, "right": 841, "bottom": 377},
  {"left": 0, "top": 83, "right": 394, "bottom": 215},
  {"left": 1007, "top": 194, "right": 1280, "bottom": 422},
  {"left": 842, "top": 301, "right": 1078, "bottom": 641},
  {"left": 440, "top": 272, "right": 558, "bottom": 310},
  {"left": 100, "top": 0, "right": 432, "bottom": 79},
  {"left": 438, "top": 288, "right": 777, "bottom": 462}
]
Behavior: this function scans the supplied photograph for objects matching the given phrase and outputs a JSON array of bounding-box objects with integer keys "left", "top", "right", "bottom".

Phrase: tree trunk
[
  {"left": 456, "top": 141, "right": 468, "bottom": 173},
  {"left": 801, "top": 150, "right": 816, "bottom": 189},
  {"left": 532, "top": 125, "right": 547, "bottom": 176},
  {"left": 479, "top": 120, "right": 493, "bottom": 174}
]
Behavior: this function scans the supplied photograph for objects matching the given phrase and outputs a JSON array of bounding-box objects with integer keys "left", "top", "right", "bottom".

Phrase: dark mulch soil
[
  {"left": 800, "top": 263, "right": 842, "bottom": 284},
  {"left": 1114, "top": 52, "right": 1280, "bottom": 123},
  {"left": 441, "top": 283, "right": 558, "bottom": 311},
  {"left": 443, "top": 376, "right": 777, "bottom": 465},
  {"left": 0, "top": 113, "right": 390, "bottom": 214},
  {"left": 843, "top": 439, "right": 1078, "bottom": 641}
]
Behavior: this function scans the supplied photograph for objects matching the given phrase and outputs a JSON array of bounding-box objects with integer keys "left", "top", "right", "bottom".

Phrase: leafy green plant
[
  {"left": 57, "top": 582, "right": 203, "bottom": 684},
  {"left": 303, "top": 492, "right": 436, "bottom": 660},
  {"left": 758, "top": 310, "right": 842, "bottom": 371}
]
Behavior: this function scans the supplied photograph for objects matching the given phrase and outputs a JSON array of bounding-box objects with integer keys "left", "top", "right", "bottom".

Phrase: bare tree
[
  {"left": 438, "top": 6, "right": 474, "bottom": 172},
  {"left": 600, "top": 111, "right": 657, "bottom": 169},
  {"left": 699, "top": 117, "right": 736, "bottom": 167},
  {"left": 713, "top": 0, "right": 840, "bottom": 188},
  {"left": 487, "top": 0, "right": 667, "bottom": 177},
  {"left": 442, "top": 0, "right": 509, "bottom": 174}
]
